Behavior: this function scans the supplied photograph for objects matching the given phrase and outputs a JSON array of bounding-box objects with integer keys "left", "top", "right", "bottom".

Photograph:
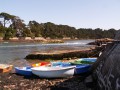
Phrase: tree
[
  {"left": 0, "top": 21, "right": 3, "bottom": 26},
  {"left": 0, "top": 12, "right": 15, "bottom": 27},
  {"left": 10, "top": 16, "right": 25, "bottom": 29},
  {"left": 28, "top": 21, "right": 44, "bottom": 37},
  {"left": 0, "top": 12, "right": 117, "bottom": 39},
  {"left": 10, "top": 16, "right": 25, "bottom": 37},
  {"left": 3, "top": 28, "right": 16, "bottom": 40}
]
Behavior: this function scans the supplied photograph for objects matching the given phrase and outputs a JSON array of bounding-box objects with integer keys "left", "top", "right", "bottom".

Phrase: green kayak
[{"left": 70, "top": 58, "right": 97, "bottom": 65}]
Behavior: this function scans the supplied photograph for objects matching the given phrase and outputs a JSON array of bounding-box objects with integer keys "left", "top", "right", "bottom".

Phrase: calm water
[{"left": 0, "top": 39, "right": 94, "bottom": 65}]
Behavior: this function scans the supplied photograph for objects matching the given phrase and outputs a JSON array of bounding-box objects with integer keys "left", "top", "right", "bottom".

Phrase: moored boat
[
  {"left": 31, "top": 62, "right": 49, "bottom": 67},
  {"left": 50, "top": 62, "right": 91, "bottom": 74},
  {"left": 71, "top": 58, "right": 97, "bottom": 65},
  {"left": 15, "top": 66, "right": 32, "bottom": 76},
  {"left": 74, "top": 64, "right": 91, "bottom": 74},
  {"left": 0, "top": 64, "right": 13, "bottom": 73},
  {"left": 31, "top": 66, "right": 76, "bottom": 78}
]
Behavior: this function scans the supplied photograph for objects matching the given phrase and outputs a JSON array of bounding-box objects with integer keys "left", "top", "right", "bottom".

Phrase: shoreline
[
  {"left": 0, "top": 38, "right": 95, "bottom": 43},
  {"left": 0, "top": 39, "right": 105, "bottom": 90}
]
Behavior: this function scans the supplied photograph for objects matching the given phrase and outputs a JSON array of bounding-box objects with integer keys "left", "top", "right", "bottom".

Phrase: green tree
[
  {"left": 0, "top": 12, "right": 15, "bottom": 27},
  {"left": 28, "top": 21, "right": 44, "bottom": 37}
]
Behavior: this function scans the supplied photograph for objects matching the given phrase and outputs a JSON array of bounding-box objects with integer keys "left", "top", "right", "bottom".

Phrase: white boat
[{"left": 31, "top": 66, "right": 76, "bottom": 78}]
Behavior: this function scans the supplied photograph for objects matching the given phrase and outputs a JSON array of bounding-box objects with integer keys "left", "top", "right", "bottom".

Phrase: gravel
[{"left": 0, "top": 72, "right": 92, "bottom": 90}]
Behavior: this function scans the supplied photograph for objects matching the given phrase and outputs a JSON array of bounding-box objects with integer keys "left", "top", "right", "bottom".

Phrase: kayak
[
  {"left": 32, "top": 62, "right": 49, "bottom": 67},
  {"left": 75, "top": 64, "right": 91, "bottom": 74},
  {"left": 15, "top": 66, "right": 32, "bottom": 76},
  {"left": 71, "top": 58, "right": 97, "bottom": 65}
]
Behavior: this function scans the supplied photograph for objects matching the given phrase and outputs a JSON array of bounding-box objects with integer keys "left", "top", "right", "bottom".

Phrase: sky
[{"left": 0, "top": 0, "right": 120, "bottom": 29}]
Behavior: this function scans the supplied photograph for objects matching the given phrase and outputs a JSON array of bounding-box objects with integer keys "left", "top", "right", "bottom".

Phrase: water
[{"left": 0, "top": 39, "right": 94, "bottom": 64}]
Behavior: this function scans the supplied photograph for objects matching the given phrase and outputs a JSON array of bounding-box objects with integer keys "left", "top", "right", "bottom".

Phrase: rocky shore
[
  {"left": 0, "top": 72, "right": 93, "bottom": 90},
  {"left": 0, "top": 38, "right": 64, "bottom": 44},
  {"left": 25, "top": 47, "right": 98, "bottom": 60},
  {"left": 0, "top": 38, "right": 110, "bottom": 90},
  {"left": 26, "top": 38, "right": 112, "bottom": 60}
]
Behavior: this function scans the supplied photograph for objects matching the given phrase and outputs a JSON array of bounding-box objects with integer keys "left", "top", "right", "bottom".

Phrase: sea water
[{"left": 0, "top": 39, "right": 95, "bottom": 65}]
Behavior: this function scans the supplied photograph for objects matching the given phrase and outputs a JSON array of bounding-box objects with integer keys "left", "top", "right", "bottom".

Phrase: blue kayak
[
  {"left": 75, "top": 64, "right": 91, "bottom": 74},
  {"left": 60, "top": 63, "right": 91, "bottom": 74},
  {"left": 51, "top": 62, "right": 71, "bottom": 67},
  {"left": 15, "top": 66, "right": 32, "bottom": 76},
  {"left": 79, "top": 58, "right": 97, "bottom": 62}
]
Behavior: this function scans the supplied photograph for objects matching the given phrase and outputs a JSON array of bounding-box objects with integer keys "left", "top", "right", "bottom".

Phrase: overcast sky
[{"left": 0, "top": 0, "right": 120, "bottom": 29}]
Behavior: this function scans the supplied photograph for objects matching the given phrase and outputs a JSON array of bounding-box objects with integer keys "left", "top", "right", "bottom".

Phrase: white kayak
[{"left": 31, "top": 66, "right": 76, "bottom": 78}]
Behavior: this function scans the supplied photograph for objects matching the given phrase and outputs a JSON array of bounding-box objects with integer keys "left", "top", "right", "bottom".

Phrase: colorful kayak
[
  {"left": 71, "top": 58, "right": 97, "bottom": 65},
  {"left": 0, "top": 64, "right": 13, "bottom": 73},
  {"left": 31, "top": 62, "right": 49, "bottom": 67},
  {"left": 31, "top": 66, "right": 76, "bottom": 78},
  {"left": 15, "top": 66, "right": 32, "bottom": 76}
]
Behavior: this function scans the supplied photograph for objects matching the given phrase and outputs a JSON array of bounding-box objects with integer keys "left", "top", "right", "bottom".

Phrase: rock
[
  {"left": 93, "top": 40, "right": 120, "bottom": 90},
  {"left": 25, "top": 48, "right": 97, "bottom": 60},
  {"left": 84, "top": 75, "right": 94, "bottom": 88}
]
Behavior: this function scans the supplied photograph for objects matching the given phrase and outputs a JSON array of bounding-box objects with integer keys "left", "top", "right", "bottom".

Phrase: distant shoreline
[
  {"left": 0, "top": 38, "right": 94, "bottom": 43},
  {"left": 0, "top": 38, "right": 64, "bottom": 43}
]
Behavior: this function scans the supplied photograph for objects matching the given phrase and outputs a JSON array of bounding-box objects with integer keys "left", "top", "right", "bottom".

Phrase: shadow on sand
[
  {"left": 0, "top": 72, "right": 95, "bottom": 90},
  {"left": 22, "top": 72, "right": 93, "bottom": 90}
]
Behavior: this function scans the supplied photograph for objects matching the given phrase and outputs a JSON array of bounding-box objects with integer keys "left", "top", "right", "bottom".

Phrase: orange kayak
[
  {"left": 32, "top": 62, "right": 49, "bottom": 67},
  {"left": 0, "top": 64, "right": 13, "bottom": 73}
]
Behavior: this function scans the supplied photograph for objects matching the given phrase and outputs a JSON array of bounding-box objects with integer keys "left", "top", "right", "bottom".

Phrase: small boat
[
  {"left": 50, "top": 62, "right": 91, "bottom": 74},
  {"left": 31, "top": 66, "right": 76, "bottom": 78},
  {"left": 0, "top": 64, "right": 13, "bottom": 73},
  {"left": 71, "top": 58, "right": 97, "bottom": 65},
  {"left": 15, "top": 66, "right": 32, "bottom": 76},
  {"left": 32, "top": 62, "right": 49, "bottom": 67}
]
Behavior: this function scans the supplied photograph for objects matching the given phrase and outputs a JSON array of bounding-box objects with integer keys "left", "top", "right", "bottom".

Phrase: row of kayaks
[{"left": 14, "top": 58, "right": 97, "bottom": 78}]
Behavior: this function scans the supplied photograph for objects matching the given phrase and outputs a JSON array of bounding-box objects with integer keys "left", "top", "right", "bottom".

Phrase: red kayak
[{"left": 32, "top": 62, "right": 49, "bottom": 67}]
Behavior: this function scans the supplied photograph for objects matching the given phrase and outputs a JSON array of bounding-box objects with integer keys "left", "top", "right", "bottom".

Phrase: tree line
[{"left": 0, "top": 12, "right": 117, "bottom": 40}]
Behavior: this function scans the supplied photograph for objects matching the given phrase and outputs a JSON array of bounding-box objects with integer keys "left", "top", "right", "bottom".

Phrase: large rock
[
  {"left": 92, "top": 40, "right": 120, "bottom": 90},
  {"left": 114, "top": 30, "right": 120, "bottom": 40}
]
